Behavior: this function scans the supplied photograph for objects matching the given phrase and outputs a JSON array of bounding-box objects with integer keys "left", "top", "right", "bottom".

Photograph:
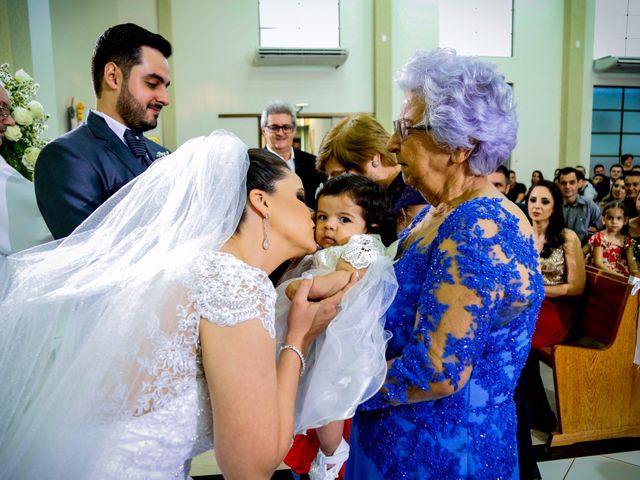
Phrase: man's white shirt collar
[
  {"left": 266, "top": 145, "right": 295, "bottom": 172},
  {"left": 92, "top": 110, "right": 128, "bottom": 146}
]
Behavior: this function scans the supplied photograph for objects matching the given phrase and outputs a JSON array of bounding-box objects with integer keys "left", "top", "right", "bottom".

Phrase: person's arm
[
  {"left": 627, "top": 242, "right": 638, "bottom": 276},
  {"left": 545, "top": 229, "right": 586, "bottom": 297},
  {"left": 592, "top": 245, "right": 616, "bottom": 274},
  {"left": 361, "top": 215, "right": 534, "bottom": 408},
  {"left": 34, "top": 141, "right": 104, "bottom": 239},
  {"left": 201, "top": 278, "right": 343, "bottom": 479},
  {"left": 589, "top": 202, "right": 603, "bottom": 232},
  {"left": 285, "top": 269, "right": 352, "bottom": 300},
  {"left": 286, "top": 235, "right": 382, "bottom": 300}
]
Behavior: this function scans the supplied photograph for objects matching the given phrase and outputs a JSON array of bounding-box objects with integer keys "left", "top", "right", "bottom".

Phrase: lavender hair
[{"left": 396, "top": 48, "right": 518, "bottom": 175}]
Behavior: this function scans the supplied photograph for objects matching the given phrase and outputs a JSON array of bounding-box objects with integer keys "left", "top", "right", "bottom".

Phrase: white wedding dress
[
  {"left": 87, "top": 251, "right": 276, "bottom": 479},
  {"left": 0, "top": 132, "right": 277, "bottom": 479}
]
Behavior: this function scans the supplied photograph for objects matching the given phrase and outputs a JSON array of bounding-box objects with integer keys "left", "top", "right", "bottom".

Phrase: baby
[{"left": 277, "top": 174, "right": 398, "bottom": 480}]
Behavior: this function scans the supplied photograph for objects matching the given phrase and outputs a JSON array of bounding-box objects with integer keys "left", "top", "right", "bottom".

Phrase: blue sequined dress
[{"left": 345, "top": 197, "right": 543, "bottom": 480}]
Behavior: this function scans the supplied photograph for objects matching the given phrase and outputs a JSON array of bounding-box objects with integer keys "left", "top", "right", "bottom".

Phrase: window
[
  {"left": 593, "top": 0, "right": 640, "bottom": 58},
  {"left": 438, "top": 0, "right": 513, "bottom": 57},
  {"left": 591, "top": 86, "right": 640, "bottom": 170},
  {"left": 258, "top": 0, "right": 340, "bottom": 49}
]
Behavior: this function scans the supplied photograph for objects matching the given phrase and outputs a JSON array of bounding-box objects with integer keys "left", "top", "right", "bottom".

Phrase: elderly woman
[
  {"left": 316, "top": 113, "right": 426, "bottom": 231},
  {"left": 345, "top": 49, "right": 544, "bottom": 480}
]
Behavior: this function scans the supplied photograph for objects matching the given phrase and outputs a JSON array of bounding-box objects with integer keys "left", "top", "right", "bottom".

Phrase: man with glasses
[
  {"left": 261, "top": 101, "right": 325, "bottom": 209},
  {"left": 0, "top": 83, "right": 52, "bottom": 273}
]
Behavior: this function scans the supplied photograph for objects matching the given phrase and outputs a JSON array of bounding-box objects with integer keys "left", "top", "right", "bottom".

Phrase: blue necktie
[{"left": 124, "top": 129, "right": 150, "bottom": 166}]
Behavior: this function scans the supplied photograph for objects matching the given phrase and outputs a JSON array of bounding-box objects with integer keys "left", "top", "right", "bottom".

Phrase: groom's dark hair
[
  {"left": 91, "top": 23, "right": 172, "bottom": 97},
  {"left": 237, "top": 149, "right": 291, "bottom": 226}
]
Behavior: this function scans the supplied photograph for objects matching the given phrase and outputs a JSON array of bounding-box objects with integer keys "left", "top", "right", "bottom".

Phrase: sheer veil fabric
[{"left": 0, "top": 131, "right": 249, "bottom": 477}]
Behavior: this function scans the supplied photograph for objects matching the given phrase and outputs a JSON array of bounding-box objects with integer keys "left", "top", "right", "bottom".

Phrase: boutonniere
[{"left": 155, "top": 150, "right": 170, "bottom": 159}]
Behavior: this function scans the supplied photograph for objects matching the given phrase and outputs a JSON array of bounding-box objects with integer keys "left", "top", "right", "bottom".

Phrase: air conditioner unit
[
  {"left": 593, "top": 56, "right": 640, "bottom": 73},
  {"left": 254, "top": 48, "right": 349, "bottom": 68}
]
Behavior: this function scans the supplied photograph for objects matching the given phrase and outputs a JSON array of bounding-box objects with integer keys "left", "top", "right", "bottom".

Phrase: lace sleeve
[
  {"left": 188, "top": 251, "right": 276, "bottom": 338},
  {"left": 362, "top": 200, "right": 543, "bottom": 409},
  {"left": 340, "top": 234, "right": 386, "bottom": 269}
]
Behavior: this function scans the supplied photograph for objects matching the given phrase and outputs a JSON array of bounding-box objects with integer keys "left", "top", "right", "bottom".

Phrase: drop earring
[{"left": 262, "top": 212, "right": 270, "bottom": 250}]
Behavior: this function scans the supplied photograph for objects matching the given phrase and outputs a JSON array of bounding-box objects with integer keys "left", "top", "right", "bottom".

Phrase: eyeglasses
[
  {"left": 0, "top": 105, "right": 12, "bottom": 120},
  {"left": 392, "top": 119, "right": 431, "bottom": 142},
  {"left": 266, "top": 124, "right": 294, "bottom": 134}
]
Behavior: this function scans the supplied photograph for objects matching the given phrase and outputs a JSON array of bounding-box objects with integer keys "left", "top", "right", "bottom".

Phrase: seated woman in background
[
  {"left": 525, "top": 169, "right": 544, "bottom": 197},
  {"left": 316, "top": 113, "right": 426, "bottom": 232},
  {"left": 523, "top": 180, "right": 586, "bottom": 432},
  {"left": 528, "top": 180, "right": 586, "bottom": 350},
  {"left": 599, "top": 177, "right": 626, "bottom": 210}
]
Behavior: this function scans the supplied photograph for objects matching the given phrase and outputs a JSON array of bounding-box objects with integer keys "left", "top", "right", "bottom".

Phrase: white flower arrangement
[{"left": 0, "top": 64, "right": 50, "bottom": 180}]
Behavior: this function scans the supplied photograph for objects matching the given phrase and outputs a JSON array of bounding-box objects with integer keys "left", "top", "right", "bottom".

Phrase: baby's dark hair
[{"left": 316, "top": 174, "right": 397, "bottom": 246}]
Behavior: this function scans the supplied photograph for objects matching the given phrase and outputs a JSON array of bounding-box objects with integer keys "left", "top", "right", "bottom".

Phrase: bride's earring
[{"left": 262, "top": 212, "right": 270, "bottom": 250}]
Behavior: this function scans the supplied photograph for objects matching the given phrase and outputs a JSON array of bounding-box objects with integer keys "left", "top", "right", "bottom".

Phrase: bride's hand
[{"left": 286, "top": 272, "right": 359, "bottom": 353}]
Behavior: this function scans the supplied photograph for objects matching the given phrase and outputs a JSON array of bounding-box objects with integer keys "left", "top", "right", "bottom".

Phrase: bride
[{"left": 0, "top": 131, "right": 349, "bottom": 479}]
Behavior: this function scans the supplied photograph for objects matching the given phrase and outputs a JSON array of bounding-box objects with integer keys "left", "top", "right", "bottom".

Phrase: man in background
[
  {"left": 622, "top": 153, "right": 634, "bottom": 172},
  {"left": 506, "top": 169, "right": 526, "bottom": 203},
  {"left": 35, "top": 23, "right": 172, "bottom": 239},
  {"left": 610, "top": 164, "right": 624, "bottom": 181},
  {"left": 558, "top": 167, "right": 602, "bottom": 245},
  {"left": 488, "top": 165, "right": 509, "bottom": 195},
  {"left": 624, "top": 170, "right": 640, "bottom": 218},
  {"left": 261, "top": 100, "right": 325, "bottom": 210}
]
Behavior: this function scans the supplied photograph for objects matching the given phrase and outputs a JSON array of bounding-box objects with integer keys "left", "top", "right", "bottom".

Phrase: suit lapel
[{"left": 86, "top": 112, "right": 145, "bottom": 176}]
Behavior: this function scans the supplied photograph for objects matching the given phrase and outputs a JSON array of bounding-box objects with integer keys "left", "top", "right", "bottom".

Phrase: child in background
[
  {"left": 276, "top": 175, "right": 398, "bottom": 480},
  {"left": 588, "top": 201, "right": 633, "bottom": 276}
]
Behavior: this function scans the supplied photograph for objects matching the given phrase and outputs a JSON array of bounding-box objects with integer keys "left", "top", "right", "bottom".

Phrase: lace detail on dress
[
  {"left": 351, "top": 197, "right": 544, "bottom": 479},
  {"left": 134, "top": 305, "right": 201, "bottom": 416},
  {"left": 341, "top": 234, "right": 385, "bottom": 269},
  {"left": 188, "top": 251, "right": 277, "bottom": 338},
  {"left": 132, "top": 251, "right": 276, "bottom": 420}
]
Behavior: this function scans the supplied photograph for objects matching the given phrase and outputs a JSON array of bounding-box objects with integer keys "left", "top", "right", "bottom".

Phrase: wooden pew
[{"left": 535, "top": 266, "right": 640, "bottom": 447}]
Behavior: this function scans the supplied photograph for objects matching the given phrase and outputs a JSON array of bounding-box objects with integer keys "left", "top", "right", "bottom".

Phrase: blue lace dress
[{"left": 345, "top": 197, "right": 544, "bottom": 480}]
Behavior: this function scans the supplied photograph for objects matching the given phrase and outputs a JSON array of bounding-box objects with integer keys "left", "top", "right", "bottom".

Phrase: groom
[{"left": 35, "top": 23, "right": 172, "bottom": 239}]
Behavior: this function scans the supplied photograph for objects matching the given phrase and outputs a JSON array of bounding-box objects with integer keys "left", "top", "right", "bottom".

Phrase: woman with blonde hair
[{"left": 317, "top": 113, "right": 426, "bottom": 231}]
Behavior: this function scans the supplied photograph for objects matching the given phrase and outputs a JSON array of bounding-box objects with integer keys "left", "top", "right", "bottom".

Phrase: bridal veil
[{"left": 0, "top": 130, "right": 248, "bottom": 477}]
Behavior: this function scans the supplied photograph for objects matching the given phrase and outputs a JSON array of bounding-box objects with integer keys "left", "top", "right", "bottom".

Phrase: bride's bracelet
[{"left": 280, "top": 344, "right": 306, "bottom": 377}]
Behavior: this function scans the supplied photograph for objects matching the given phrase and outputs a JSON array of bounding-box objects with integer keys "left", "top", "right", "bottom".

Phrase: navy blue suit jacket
[{"left": 34, "top": 112, "right": 170, "bottom": 239}]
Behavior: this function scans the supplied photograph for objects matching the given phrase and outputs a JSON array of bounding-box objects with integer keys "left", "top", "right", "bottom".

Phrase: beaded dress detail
[
  {"left": 540, "top": 245, "right": 566, "bottom": 286},
  {"left": 346, "top": 197, "right": 544, "bottom": 480},
  {"left": 94, "top": 251, "right": 276, "bottom": 479}
]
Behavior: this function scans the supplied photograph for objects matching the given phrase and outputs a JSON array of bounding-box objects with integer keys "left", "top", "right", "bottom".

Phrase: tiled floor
[
  {"left": 538, "top": 451, "right": 640, "bottom": 479},
  {"left": 191, "top": 362, "right": 640, "bottom": 479}
]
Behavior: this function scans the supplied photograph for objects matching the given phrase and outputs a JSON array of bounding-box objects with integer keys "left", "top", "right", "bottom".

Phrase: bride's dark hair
[{"left": 237, "top": 149, "right": 290, "bottom": 225}]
